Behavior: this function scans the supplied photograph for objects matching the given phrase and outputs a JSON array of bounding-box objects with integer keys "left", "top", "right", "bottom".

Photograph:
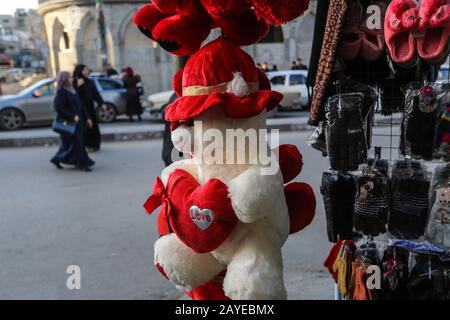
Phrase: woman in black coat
[
  {"left": 122, "top": 66, "right": 143, "bottom": 122},
  {"left": 73, "top": 64, "right": 105, "bottom": 152},
  {"left": 50, "top": 71, "right": 95, "bottom": 171}
]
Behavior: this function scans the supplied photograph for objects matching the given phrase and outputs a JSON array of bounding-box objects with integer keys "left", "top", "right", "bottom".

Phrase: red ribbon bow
[{"left": 143, "top": 177, "right": 172, "bottom": 235}]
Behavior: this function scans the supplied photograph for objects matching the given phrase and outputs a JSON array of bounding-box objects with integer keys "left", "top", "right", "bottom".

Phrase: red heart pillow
[{"left": 150, "top": 169, "right": 238, "bottom": 254}]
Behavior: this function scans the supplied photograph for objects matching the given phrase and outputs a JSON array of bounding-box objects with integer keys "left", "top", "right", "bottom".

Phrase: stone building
[{"left": 38, "top": 0, "right": 316, "bottom": 95}]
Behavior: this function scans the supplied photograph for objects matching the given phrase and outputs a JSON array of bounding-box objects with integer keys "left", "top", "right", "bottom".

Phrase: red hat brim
[{"left": 165, "top": 90, "right": 283, "bottom": 122}]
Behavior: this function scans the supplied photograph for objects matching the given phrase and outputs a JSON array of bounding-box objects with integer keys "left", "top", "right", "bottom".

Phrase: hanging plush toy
[
  {"left": 133, "top": 0, "right": 310, "bottom": 55},
  {"left": 143, "top": 38, "right": 315, "bottom": 300},
  {"left": 136, "top": 0, "right": 314, "bottom": 300}
]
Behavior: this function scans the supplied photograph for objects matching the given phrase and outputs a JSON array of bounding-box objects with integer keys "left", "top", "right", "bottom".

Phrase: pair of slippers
[
  {"left": 385, "top": 0, "right": 450, "bottom": 67},
  {"left": 339, "top": 1, "right": 388, "bottom": 61}
]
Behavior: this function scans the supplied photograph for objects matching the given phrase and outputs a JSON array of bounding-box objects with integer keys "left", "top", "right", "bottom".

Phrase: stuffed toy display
[
  {"left": 136, "top": 1, "right": 315, "bottom": 300},
  {"left": 134, "top": 0, "right": 310, "bottom": 55}
]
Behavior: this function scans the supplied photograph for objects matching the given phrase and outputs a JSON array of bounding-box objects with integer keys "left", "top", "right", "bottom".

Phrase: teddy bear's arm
[
  {"left": 161, "top": 159, "right": 199, "bottom": 186},
  {"left": 228, "top": 165, "right": 285, "bottom": 223}
]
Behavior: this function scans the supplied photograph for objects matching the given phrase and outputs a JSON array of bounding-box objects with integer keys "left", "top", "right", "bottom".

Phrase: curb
[{"left": 0, "top": 119, "right": 401, "bottom": 148}]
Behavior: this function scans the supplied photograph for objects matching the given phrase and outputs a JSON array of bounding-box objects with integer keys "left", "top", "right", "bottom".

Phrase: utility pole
[{"left": 95, "top": 0, "right": 108, "bottom": 71}]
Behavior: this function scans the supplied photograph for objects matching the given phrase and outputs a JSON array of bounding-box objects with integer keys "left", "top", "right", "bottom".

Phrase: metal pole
[{"left": 95, "top": 0, "right": 108, "bottom": 70}]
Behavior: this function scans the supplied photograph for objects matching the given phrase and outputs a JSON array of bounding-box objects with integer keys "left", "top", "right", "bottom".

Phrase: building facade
[
  {"left": 0, "top": 9, "right": 46, "bottom": 70},
  {"left": 38, "top": 0, "right": 316, "bottom": 95}
]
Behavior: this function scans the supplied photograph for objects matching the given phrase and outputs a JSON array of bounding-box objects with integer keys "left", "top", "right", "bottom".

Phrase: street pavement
[
  {"left": 0, "top": 112, "right": 315, "bottom": 148},
  {"left": 0, "top": 130, "right": 338, "bottom": 300},
  {"left": 0, "top": 126, "right": 403, "bottom": 300},
  {"left": 0, "top": 111, "right": 401, "bottom": 148}
]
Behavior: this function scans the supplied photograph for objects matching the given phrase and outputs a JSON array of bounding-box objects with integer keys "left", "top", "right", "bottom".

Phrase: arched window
[
  {"left": 259, "top": 26, "right": 284, "bottom": 43},
  {"left": 62, "top": 31, "right": 70, "bottom": 50}
]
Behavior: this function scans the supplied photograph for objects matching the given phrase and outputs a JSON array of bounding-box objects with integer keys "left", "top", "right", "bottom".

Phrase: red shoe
[
  {"left": 384, "top": 0, "right": 420, "bottom": 67},
  {"left": 416, "top": 0, "right": 450, "bottom": 65},
  {"left": 361, "top": 1, "right": 388, "bottom": 61}
]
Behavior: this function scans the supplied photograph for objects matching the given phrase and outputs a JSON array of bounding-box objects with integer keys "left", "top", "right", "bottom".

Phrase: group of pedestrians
[
  {"left": 257, "top": 58, "right": 308, "bottom": 72},
  {"left": 258, "top": 62, "right": 278, "bottom": 72},
  {"left": 291, "top": 58, "right": 308, "bottom": 70},
  {"left": 50, "top": 64, "right": 143, "bottom": 172}
]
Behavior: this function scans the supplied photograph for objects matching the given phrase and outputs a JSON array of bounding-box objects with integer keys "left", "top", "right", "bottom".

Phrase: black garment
[
  {"left": 407, "top": 256, "right": 450, "bottom": 300},
  {"left": 306, "top": 0, "right": 329, "bottom": 88},
  {"left": 51, "top": 88, "right": 94, "bottom": 168},
  {"left": 353, "top": 173, "right": 390, "bottom": 237},
  {"left": 123, "top": 75, "right": 143, "bottom": 117},
  {"left": 321, "top": 171, "right": 358, "bottom": 242},
  {"left": 325, "top": 93, "right": 368, "bottom": 171},
  {"left": 339, "top": 80, "right": 376, "bottom": 149},
  {"left": 388, "top": 160, "right": 430, "bottom": 239},
  {"left": 73, "top": 77, "right": 104, "bottom": 151},
  {"left": 400, "top": 83, "right": 439, "bottom": 160}
]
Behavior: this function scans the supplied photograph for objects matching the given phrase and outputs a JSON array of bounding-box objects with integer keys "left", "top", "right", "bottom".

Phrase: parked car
[
  {"left": 147, "top": 90, "right": 174, "bottom": 119},
  {"left": 266, "top": 70, "right": 309, "bottom": 110},
  {"left": 0, "top": 77, "right": 127, "bottom": 130}
]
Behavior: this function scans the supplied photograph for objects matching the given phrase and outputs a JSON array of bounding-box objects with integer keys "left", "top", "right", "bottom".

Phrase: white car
[
  {"left": 267, "top": 70, "right": 310, "bottom": 110},
  {"left": 147, "top": 90, "right": 174, "bottom": 118}
]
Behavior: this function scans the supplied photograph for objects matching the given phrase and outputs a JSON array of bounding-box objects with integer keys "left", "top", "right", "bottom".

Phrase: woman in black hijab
[
  {"left": 73, "top": 64, "right": 105, "bottom": 152},
  {"left": 50, "top": 71, "right": 95, "bottom": 171}
]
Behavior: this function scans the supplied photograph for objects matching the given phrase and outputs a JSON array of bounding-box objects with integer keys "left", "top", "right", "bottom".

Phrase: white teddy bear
[{"left": 144, "top": 38, "right": 315, "bottom": 300}]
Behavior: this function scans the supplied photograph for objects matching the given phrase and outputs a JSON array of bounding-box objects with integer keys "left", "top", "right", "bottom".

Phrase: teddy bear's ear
[
  {"left": 152, "top": 14, "right": 212, "bottom": 55},
  {"left": 252, "top": 0, "right": 310, "bottom": 25},
  {"left": 133, "top": 4, "right": 170, "bottom": 40}
]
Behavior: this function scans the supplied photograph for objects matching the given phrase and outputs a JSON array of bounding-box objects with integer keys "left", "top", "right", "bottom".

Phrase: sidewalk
[{"left": 0, "top": 113, "right": 401, "bottom": 148}]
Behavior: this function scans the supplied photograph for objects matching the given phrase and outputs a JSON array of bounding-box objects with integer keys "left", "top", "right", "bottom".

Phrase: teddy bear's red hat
[{"left": 165, "top": 38, "right": 283, "bottom": 122}]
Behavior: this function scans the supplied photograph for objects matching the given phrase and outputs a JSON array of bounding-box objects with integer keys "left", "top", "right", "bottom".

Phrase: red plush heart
[
  {"left": 284, "top": 182, "right": 316, "bottom": 234},
  {"left": 144, "top": 169, "right": 238, "bottom": 254}
]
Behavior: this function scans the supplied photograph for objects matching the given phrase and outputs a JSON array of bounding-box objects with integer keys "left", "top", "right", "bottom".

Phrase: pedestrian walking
[
  {"left": 73, "top": 64, "right": 106, "bottom": 152},
  {"left": 50, "top": 71, "right": 95, "bottom": 172},
  {"left": 122, "top": 67, "right": 143, "bottom": 122}
]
